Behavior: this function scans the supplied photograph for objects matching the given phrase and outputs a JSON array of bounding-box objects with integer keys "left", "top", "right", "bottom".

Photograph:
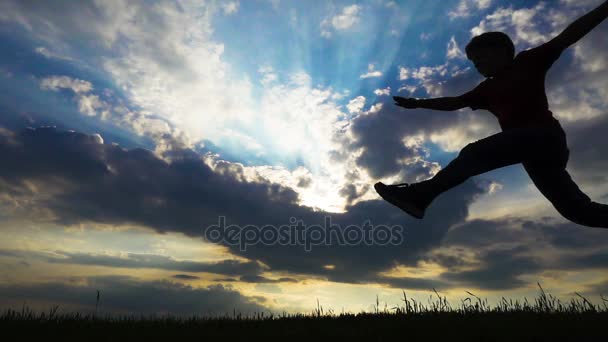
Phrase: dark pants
[{"left": 423, "top": 119, "right": 608, "bottom": 228}]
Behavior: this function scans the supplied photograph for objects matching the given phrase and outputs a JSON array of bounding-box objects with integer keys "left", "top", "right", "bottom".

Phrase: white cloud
[
  {"left": 398, "top": 67, "right": 410, "bottom": 81},
  {"left": 288, "top": 71, "right": 312, "bottom": 87},
  {"left": 347, "top": 96, "right": 366, "bottom": 114},
  {"left": 35, "top": 47, "right": 73, "bottom": 61},
  {"left": 446, "top": 36, "right": 465, "bottom": 60},
  {"left": 77, "top": 94, "right": 103, "bottom": 117},
  {"left": 373, "top": 87, "right": 391, "bottom": 96},
  {"left": 420, "top": 32, "right": 432, "bottom": 41},
  {"left": 384, "top": 1, "right": 398, "bottom": 9},
  {"left": 258, "top": 65, "right": 278, "bottom": 86},
  {"left": 321, "top": 5, "right": 361, "bottom": 38},
  {"left": 96, "top": 1, "right": 257, "bottom": 146},
  {"left": 331, "top": 5, "right": 361, "bottom": 30},
  {"left": 16, "top": 2, "right": 367, "bottom": 211},
  {"left": 397, "top": 85, "right": 417, "bottom": 94},
  {"left": 40, "top": 75, "right": 115, "bottom": 118},
  {"left": 487, "top": 181, "right": 503, "bottom": 194},
  {"left": 40, "top": 75, "right": 92, "bottom": 94},
  {"left": 398, "top": 64, "right": 448, "bottom": 81},
  {"left": 471, "top": 3, "right": 549, "bottom": 46},
  {"left": 222, "top": 1, "right": 239, "bottom": 15},
  {"left": 360, "top": 63, "right": 383, "bottom": 79},
  {"left": 449, "top": 0, "right": 493, "bottom": 19},
  {"left": 428, "top": 119, "right": 495, "bottom": 153}
]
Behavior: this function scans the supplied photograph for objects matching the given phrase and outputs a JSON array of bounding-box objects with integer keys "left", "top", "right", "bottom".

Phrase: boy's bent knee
[
  {"left": 458, "top": 142, "right": 481, "bottom": 159},
  {"left": 556, "top": 202, "right": 608, "bottom": 228}
]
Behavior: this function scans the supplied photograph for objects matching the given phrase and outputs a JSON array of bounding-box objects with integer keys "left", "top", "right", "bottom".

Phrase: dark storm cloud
[
  {"left": 172, "top": 274, "right": 200, "bottom": 280},
  {"left": 297, "top": 176, "right": 312, "bottom": 188},
  {"left": 0, "top": 249, "right": 264, "bottom": 276},
  {"left": 442, "top": 216, "right": 608, "bottom": 251},
  {"left": 375, "top": 276, "right": 449, "bottom": 291},
  {"left": 339, "top": 183, "right": 370, "bottom": 205},
  {"left": 556, "top": 250, "right": 608, "bottom": 270},
  {"left": 0, "top": 0, "right": 606, "bottom": 300},
  {"left": 0, "top": 275, "right": 268, "bottom": 315},
  {"left": 214, "top": 278, "right": 238, "bottom": 282},
  {"left": 440, "top": 218, "right": 530, "bottom": 248},
  {"left": 238, "top": 275, "right": 298, "bottom": 283},
  {"left": 439, "top": 246, "right": 543, "bottom": 290},
  {"left": 434, "top": 217, "right": 608, "bottom": 290},
  {"left": 49, "top": 252, "right": 265, "bottom": 276},
  {"left": 0, "top": 126, "right": 485, "bottom": 287},
  {"left": 347, "top": 71, "right": 497, "bottom": 181},
  {"left": 586, "top": 279, "right": 608, "bottom": 295},
  {"left": 564, "top": 115, "right": 608, "bottom": 186}
]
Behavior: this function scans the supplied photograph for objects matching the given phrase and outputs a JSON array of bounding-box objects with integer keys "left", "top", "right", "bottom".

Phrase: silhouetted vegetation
[{"left": 2, "top": 284, "right": 607, "bottom": 341}]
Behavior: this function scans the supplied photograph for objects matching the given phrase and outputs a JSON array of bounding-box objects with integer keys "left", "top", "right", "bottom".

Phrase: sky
[{"left": 1, "top": 0, "right": 608, "bottom": 315}]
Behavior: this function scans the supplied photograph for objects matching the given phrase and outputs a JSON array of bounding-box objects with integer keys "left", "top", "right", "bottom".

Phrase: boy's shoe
[{"left": 374, "top": 182, "right": 430, "bottom": 219}]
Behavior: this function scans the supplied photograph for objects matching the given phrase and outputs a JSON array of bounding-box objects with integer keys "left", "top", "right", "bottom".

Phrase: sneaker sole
[{"left": 374, "top": 183, "right": 425, "bottom": 219}]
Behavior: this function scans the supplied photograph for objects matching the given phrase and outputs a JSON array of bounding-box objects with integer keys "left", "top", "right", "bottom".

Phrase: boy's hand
[{"left": 393, "top": 96, "right": 418, "bottom": 109}]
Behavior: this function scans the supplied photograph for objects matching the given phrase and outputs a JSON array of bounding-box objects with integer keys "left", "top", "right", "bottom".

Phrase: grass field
[{"left": 2, "top": 285, "right": 607, "bottom": 341}]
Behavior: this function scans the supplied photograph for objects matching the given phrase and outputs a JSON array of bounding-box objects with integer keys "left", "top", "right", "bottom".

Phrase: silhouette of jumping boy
[{"left": 375, "top": 1, "right": 608, "bottom": 228}]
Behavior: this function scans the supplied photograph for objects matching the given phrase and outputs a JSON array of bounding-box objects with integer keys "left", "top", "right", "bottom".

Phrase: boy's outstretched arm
[
  {"left": 547, "top": 0, "right": 608, "bottom": 51},
  {"left": 394, "top": 96, "right": 467, "bottom": 111}
]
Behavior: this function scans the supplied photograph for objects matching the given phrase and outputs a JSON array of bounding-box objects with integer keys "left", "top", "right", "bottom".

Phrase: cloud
[
  {"left": 238, "top": 275, "right": 298, "bottom": 283},
  {"left": 586, "top": 279, "right": 608, "bottom": 295},
  {"left": 360, "top": 64, "right": 383, "bottom": 79},
  {"left": 384, "top": 1, "right": 398, "bottom": 9},
  {"left": 0, "top": 275, "right": 268, "bottom": 315},
  {"left": 27, "top": 250, "right": 264, "bottom": 276},
  {"left": 77, "top": 94, "right": 104, "bottom": 117},
  {"left": 374, "top": 87, "right": 391, "bottom": 96},
  {"left": 347, "top": 68, "right": 495, "bottom": 180},
  {"left": 222, "top": 1, "right": 239, "bottom": 15},
  {"left": 471, "top": 2, "right": 549, "bottom": 46},
  {"left": 447, "top": 36, "right": 466, "bottom": 60},
  {"left": 0, "top": 248, "right": 266, "bottom": 277},
  {"left": 5, "top": 0, "right": 607, "bottom": 295},
  {"left": 172, "top": 274, "right": 200, "bottom": 280},
  {"left": 40, "top": 76, "right": 92, "bottom": 94},
  {"left": 321, "top": 4, "right": 361, "bottom": 38},
  {"left": 1, "top": 0, "right": 389, "bottom": 215},
  {"left": 449, "top": 0, "right": 493, "bottom": 19},
  {"left": 376, "top": 275, "right": 450, "bottom": 290},
  {"left": 34, "top": 47, "right": 73, "bottom": 61},
  {"left": 398, "top": 64, "right": 448, "bottom": 82},
  {"left": 258, "top": 65, "right": 278, "bottom": 86},
  {"left": 39, "top": 75, "right": 113, "bottom": 119},
  {"left": 0, "top": 126, "right": 485, "bottom": 286},
  {"left": 440, "top": 246, "right": 542, "bottom": 290},
  {"left": 427, "top": 115, "right": 496, "bottom": 153},
  {"left": 563, "top": 115, "right": 608, "bottom": 188},
  {"left": 397, "top": 85, "right": 417, "bottom": 95},
  {"left": 435, "top": 216, "right": 608, "bottom": 290},
  {"left": 347, "top": 96, "right": 366, "bottom": 114}
]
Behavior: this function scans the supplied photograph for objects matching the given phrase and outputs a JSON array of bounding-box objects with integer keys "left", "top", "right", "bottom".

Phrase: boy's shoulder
[{"left": 513, "top": 42, "right": 563, "bottom": 70}]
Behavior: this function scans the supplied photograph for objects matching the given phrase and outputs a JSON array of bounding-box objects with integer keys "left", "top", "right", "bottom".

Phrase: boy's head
[{"left": 465, "top": 32, "right": 515, "bottom": 77}]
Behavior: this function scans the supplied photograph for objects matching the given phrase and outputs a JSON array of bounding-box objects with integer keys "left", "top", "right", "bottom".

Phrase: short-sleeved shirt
[{"left": 458, "top": 42, "right": 563, "bottom": 131}]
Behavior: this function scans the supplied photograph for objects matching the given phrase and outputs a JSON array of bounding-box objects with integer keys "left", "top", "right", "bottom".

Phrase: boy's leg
[
  {"left": 416, "top": 122, "right": 566, "bottom": 206},
  {"left": 524, "top": 162, "right": 608, "bottom": 228}
]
